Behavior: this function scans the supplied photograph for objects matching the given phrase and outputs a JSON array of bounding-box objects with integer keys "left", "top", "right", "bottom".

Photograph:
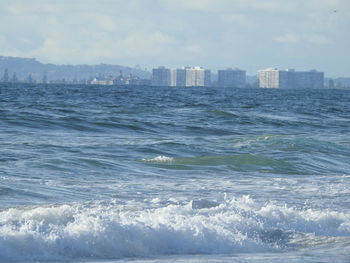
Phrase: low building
[{"left": 90, "top": 77, "right": 113, "bottom": 85}]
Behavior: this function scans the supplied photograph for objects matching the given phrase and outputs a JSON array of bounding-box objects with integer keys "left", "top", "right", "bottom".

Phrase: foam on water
[
  {"left": 142, "top": 156, "right": 175, "bottom": 163},
  {"left": 1, "top": 196, "right": 349, "bottom": 262}
]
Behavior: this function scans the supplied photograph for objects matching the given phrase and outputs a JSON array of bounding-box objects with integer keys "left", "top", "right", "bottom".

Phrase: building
[
  {"left": 257, "top": 68, "right": 280, "bottom": 89},
  {"left": 185, "top": 66, "right": 211, "bottom": 87},
  {"left": 155, "top": 66, "right": 211, "bottom": 87},
  {"left": 152, "top": 66, "right": 171, "bottom": 86},
  {"left": 170, "top": 69, "right": 177, "bottom": 86},
  {"left": 170, "top": 68, "right": 186, "bottom": 87},
  {"left": 90, "top": 77, "right": 114, "bottom": 85},
  {"left": 293, "top": 70, "right": 324, "bottom": 89},
  {"left": 257, "top": 68, "right": 324, "bottom": 89},
  {"left": 218, "top": 68, "right": 246, "bottom": 88}
]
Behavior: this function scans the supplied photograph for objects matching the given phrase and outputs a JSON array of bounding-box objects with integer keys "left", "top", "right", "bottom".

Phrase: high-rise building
[
  {"left": 218, "top": 68, "right": 246, "bottom": 88},
  {"left": 185, "top": 67, "right": 211, "bottom": 87},
  {"left": 152, "top": 66, "right": 171, "bottom": 86},
  {"left": 175, "top": 68, "right": 187, "bottom": 87},
  {"left": 169, "top": 68, "right": 187, "bottom": 87},
  {"left": 170, "top": 69, "right": 177, "bottom": 87},
  {"left": 257, "top": 68, "right": 324, "bottom": 89},
  {"left": 257, "top": 68, "right": 281, "bottom": 89},
  {"left": 293, "top": 70, "right": 324, "bottom": 89},
  {"left": 153, "top": 66, "right": 211, "bottom": 87}
]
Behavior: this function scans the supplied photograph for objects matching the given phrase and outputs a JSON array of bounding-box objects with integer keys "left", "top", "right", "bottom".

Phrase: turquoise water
[{"left": 0, "top": 84, "right": 350, "bottom": 262}]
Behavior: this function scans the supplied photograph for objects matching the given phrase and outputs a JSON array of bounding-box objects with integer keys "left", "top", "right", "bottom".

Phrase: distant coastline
[{"left": 0, "top": 56, "right": 350, "bottom": 89}]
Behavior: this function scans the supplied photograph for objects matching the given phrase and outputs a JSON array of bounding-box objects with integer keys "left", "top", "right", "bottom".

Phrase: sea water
[{"left": 0, "top": 83, "right": 349, "bottom": 262}]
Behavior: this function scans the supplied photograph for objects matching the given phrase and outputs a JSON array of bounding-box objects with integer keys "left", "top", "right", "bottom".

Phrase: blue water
[{"left": 0, "top": 83, "right": 350, "bottom": 262}]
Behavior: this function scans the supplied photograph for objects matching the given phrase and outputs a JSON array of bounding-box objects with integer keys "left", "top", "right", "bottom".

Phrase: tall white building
[
  {"left": 185, "top": 66, "right": 211, "bottom": 87},
  {"left": 218, "top": 68, "right": 246, "bottom": 88},
  {"left": 257, "top": 68, "right": 280, "bottom": 89},
  {"left": 152, "top": 66, "right": 171, "bottom": 86},
  {"left": 162, "top": 66, "right": 211, "bottom": 87},
  {"left": 170, "top": 69, "right": 177, "bottom": 87},
  {"left": 257, "top": 68, "right": 324, "bottom": 89}
]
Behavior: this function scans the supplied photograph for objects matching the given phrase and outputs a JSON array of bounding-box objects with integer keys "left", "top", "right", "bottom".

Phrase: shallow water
[{"left": 0, "top": 84, "right": 350, "bottom": 262}]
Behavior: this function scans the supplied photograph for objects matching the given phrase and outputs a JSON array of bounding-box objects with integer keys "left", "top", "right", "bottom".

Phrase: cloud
[
  {"left": 184, "top": 44, "right": 202, "bottom": 54},
  {"left": 273, "top": 34, "right": 300, "bottom": 44},
  {"left": 119, "top": 31, "right": 177, "bottom": 57},
  {"left": 307, "top": 35, "right": 334, "bottom": 45},
  {"left": 160, "top": 0, "right": 221, "bottom": 12},
  {"left": 24, "top": 30, "right": 178, "bottom": 64},
  {"left": 0, "top": 0, "right": 349, "bottom": 75},
  {"left": 220, "top": 14, "right": 255, "bottom": 28},
  {"left": 274, "top": 33, "right": 333, "bottom": 45}
]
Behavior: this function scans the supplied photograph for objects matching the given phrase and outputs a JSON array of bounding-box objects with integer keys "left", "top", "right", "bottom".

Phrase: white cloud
[
  {"left": 273, "top": 34, "right": 300, "bottom": 44},
  {"left": 220, "top": 14, "right": 255, "bottom": 28},
  {"left": 160, "top": 0, "right": 220, "bottom": 12},
  {"left": 274, "top": 33, "right": 333, "bottom": 45},
  {"left": 184, "top": 44, "right": 202, "bottom": 54},
  {"left": 119, "top": 31, "right": 177, "bottom": 57},
  {"left": 307, "top": 34, "right": 334, "bottom": 45}
]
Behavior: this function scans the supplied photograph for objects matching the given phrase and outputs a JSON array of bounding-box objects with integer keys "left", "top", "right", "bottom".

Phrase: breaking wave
[{"left": 1, "top": 196, "right": 349, "bottom": 262}]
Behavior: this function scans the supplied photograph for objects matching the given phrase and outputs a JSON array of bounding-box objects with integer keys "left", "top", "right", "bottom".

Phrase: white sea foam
[
  {"left": 142, "top": 156, "right": 174, "bottom": 163},
  {"left": 0, "top": 196, "right": 349, "bottom": 262}
]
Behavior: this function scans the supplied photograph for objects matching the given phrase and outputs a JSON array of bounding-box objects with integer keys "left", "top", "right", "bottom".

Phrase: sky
[{"left": 0, "top": 0, "right": 349, "bottom": 77}]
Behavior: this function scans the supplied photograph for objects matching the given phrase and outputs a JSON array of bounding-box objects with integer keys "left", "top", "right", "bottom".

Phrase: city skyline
[
  {"left": 151, "top": 66, "right": 325, "bottom": 89},
  {"left": 2, "top": 56, "right": 350, "bottom": 88},
  {"left": 0, "top": 0, "right": 349, "bottom": 77}
]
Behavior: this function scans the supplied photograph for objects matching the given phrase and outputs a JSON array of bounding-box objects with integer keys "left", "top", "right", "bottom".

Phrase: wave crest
[
  {"left": 0, "top": 196, "right": 349, "bottom": 261},
  {"left": 141, "top": 155, "right": 174, "bottom": 163}
]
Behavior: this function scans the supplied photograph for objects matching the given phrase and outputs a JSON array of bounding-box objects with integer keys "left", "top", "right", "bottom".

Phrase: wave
[
  {"left": 0, "top": 196, "right": 349, "bottom": 262},
  {"left": 141, "top": 154, "right": 297, "bottom": 173}
]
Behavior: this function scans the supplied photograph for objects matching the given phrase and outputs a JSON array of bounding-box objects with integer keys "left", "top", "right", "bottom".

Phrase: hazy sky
[{"left": 1, "top": 0, "right": 349, "bottom": 76}]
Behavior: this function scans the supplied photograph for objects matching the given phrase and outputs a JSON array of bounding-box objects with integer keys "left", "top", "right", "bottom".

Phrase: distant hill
[{"left": 0, "top": 56, "right": 151, "bottom": 82}]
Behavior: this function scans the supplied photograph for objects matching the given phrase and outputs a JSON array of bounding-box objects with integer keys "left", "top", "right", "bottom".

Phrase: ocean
[{"left": 0, "top": 83, "right": 349, "bottom": 263}]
